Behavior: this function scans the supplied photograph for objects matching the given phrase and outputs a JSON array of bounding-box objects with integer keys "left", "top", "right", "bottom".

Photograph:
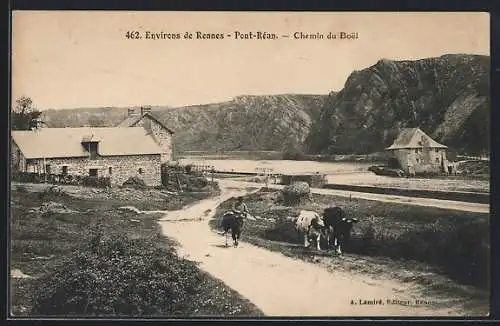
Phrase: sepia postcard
[{"left": 9, "top": 11, "right": 491, "bottom": 319}]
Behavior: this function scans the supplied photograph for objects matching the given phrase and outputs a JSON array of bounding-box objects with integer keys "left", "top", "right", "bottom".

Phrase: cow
[
  {"left": 322, "top": 206, "right": 359, "bottom": 255},
  {"left": 291, "top": 210, "right": 327, "bottom": 250},
  {"left": 220, "top": 211, "right": 246, "bottom": 247}
]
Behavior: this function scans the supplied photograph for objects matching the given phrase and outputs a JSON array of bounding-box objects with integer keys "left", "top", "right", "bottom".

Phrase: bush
[
  {"left": 281, "top": 174, "right": 327, "bottom": 188},
  {"left": 15, "top": 185, "right": 29, "bottom": 193},
  {"left": 30, "top": 233, "right": 206, "bottom": 317},
  {"left": 281, "top": 181, "right": 312, "bottom": 206},
  {"left": 161, "top": 163, "right": 184, "bottom": 173},
  {"left": 264, "top": 215, "right": 302, "bottom": 244},
  {"left": 161, "top": 170, "right": 219, "bottom": 192},
  {"left": 122, "top": 177, "right": 147, "bottom": 190},
  {"left": 82, "top": 176, "right": 111, "bottom": 188},
  {"left": 282, "top": 150, "right": 309, "bottom": 161},
  {"left": 13, "top": 172, "right": 110, "bottom": 188},
  {"left": 350, "top": 217, "right": 489, "bottom": 289}
]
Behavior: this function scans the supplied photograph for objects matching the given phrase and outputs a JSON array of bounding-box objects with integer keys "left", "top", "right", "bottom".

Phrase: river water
[
  {"left": 176, "top": 158, "right": 489, "bottom": 193},
  {"left": 177, "top": 158, "right": 372, "bottom": 175}
]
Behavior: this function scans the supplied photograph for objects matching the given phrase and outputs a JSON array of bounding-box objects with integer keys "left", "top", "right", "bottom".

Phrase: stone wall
[
  {"left": 135, "top": 117, "right": 173, "bottom": 163},
  {"left": 11, "top": 140, "right": 26, "bottom": 172},
  {"left": 23, "top": 154, "right": 162, "bottom": 187},
  {"left": 392, "top": 148, "right": 447, "bottom": 174}
]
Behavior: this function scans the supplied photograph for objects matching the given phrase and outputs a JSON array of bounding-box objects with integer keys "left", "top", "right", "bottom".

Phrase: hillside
[
  {"left": 305, "top": 54, "right": 490, "bottom": 155},
  {"left": 40, "top": 54, "right": 490, "bottom": 156},
  {"left": 42, "top": 95, "right": 327, "bottom": 153}
]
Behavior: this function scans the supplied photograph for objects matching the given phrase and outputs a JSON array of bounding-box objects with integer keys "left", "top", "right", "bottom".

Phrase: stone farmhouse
[
  {"left": 11, "top": 127, "right": 164, "bottom": 187},
  {"left": 11, "top": 107, "right": 176, "bottom": 187},
  {"left": 385, "top": 127, "right": 448, "bottom": 175},
  {"left": 116, "top": 107, "right": 174, "bottom": 163}
]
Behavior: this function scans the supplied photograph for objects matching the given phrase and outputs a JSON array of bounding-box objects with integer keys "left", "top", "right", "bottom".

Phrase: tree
[
  {"left": 11, "top": 96, "right": 43, "bottom": 130},
  {"left": 88, "top": 115, "right": 103, "bottom": 127}
]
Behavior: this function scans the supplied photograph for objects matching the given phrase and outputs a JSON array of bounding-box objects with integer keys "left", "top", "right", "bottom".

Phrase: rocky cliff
[
  {"left": 41, "top": 54, "right": 490, "bottom": 156},
  {"left": 305, "top": 54, "right": 490, "bottom": 155},
  {"left": 42, "top": 94, "right": 327, "bottom": 153},
  {"left": 154, "top": 94, "right": 327, "bottom": 152}
]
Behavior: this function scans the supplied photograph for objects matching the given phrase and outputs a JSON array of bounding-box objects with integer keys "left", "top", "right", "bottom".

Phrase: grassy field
[
  {"left": 10, "top": 183, "right": 263, "bottom": 317},
  {"left": 326, "top": 173, "right": 490, "bottom": 193},
  {"left": 209, "top": 189, "right": 490, "bottom": 295}
]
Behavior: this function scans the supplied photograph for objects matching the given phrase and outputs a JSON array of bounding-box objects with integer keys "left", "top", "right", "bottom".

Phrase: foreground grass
[
  {"left": 10, "top": 185, "right": 263, "bottom": 317},
  {"left": 210, "top": 189, "right": 490, "bottom": 293}
]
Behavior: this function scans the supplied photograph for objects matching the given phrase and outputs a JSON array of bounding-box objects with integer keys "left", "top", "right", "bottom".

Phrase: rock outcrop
[{"left": 306, "top": 54, "right": 490, "bottom": 155}]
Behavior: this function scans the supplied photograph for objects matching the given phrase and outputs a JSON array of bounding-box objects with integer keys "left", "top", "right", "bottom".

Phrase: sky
[{"left": 11, "top": 11, "right": 490, "bottom": 110}]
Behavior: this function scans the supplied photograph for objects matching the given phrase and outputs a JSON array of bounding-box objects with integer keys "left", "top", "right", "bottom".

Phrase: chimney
[
  {"left": 128, "top": 108, "right": 138, "bottom": 117},
  {"left": 140, "top": 106, "right": 151, "bottom": 115}
]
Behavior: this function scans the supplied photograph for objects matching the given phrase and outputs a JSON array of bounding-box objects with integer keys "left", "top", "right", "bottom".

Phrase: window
[
  {"left": 45, "top": 164, "right": 51, "bottom": 174},
  {"left": 89, "top": 169, "right": 98, "bottom": 178},
  {"left": 435, "top": 148, "right": 439, "bottom": 153},
  {"left": 88, "top": 142, "right": 98, "bottom": 160},
  {"left": 416, "top": 158, "right": 420, "bottom": 163},
  {"left": 62, "top": 166, "right": 68, "bottom": 175},
  {"left": 138, "top": 168, "right": 143, "bottom": 174},
  {"left": 436, "top": 158, "right": 440, "bottom": 163},
  {"left": 109, "top": 167, "right": 113, "bottom": 175}
]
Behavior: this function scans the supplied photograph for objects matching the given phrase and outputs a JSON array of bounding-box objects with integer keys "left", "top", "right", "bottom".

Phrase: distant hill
[
  {"left": 42, "top": 95, "right": 328, "bottom": 153},
  {"left": 42, "top": 105, "right": 172, "bottom": 128},
  {"left": 305, "top": 54, "right": 490, "bottom": 156},
  {"left": 41, "top": 54, "right": 490, "bottom": 156}
]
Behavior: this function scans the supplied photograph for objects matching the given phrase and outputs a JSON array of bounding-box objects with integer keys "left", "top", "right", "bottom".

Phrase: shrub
[
  {"left": 264, "top": 215, "right": 301, "bottom": 244},
  {"left": 122, "top": 177, "right": 147, "bottom": 190},
  {"left": 161, "top": 170, "right": 219, "bottom": 192},
  {"left": 81, "top": 176, "right": 111, "bottom": 188},
  {"left": 350, "top": 217, "right": 489, "bottom": 289},
  {"left": 281, "top": 174, "right": 327, "bottom": 188},
  {"left": 13, "top": 172, "right": 110, "bottom": 188},
  {"left": 30, "top": 233, "right": 206, "bottom": 317},
  {"left": 282, "top": 150, "right": 309, "bottom": 161},
  {"left": 161, "top": 163, "right": 184, "bottom": 173},
  {"left": 15, "top": 185, "right": 28, "bottom": 193},
  {"left": 38, "top": 185, "right": 67, "bottom": 200},
  {"left": 281, "top": 181, "right": 312, "bottom": 206}
]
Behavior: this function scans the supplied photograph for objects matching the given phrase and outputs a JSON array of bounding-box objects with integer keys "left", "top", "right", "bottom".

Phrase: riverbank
[
  {"left": 204, "top": 186, "right": 489, "bottom": 316},
  {"left": 211, "top": 188, "right": 489, "bottom": 291},
  {"left": 160, "top": 183, "right": 488, "bottom": 316},
  {"left": 178, "top": 151, "right": 390, "bottom": 163}
]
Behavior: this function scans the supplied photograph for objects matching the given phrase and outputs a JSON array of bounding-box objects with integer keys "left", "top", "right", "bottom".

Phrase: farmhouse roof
[
  {"left": 11, "top": 127, "right": 163, "bottom": 159},
  {"left": 116, "top": 112, "right": 175, "bottom": 134},
  {"left": 385, "top": 128, "right": 447, "bottom": 150}
]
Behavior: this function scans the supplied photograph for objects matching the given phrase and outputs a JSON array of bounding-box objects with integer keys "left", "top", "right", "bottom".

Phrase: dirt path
[
  {"left": 218, "top": 179, "right": 489, "bottom": 213},
  {"left": 159, "top": 184, "right": 475, "bottom": 317}
]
